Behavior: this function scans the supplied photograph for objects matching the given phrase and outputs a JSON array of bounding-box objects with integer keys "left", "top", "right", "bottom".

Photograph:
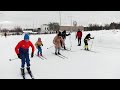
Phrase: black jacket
[
  {"left": 84, "top": 34, "right": 93, "bottom": 41},
  {"left": 61, "top": 31, "right": 70, "bottom": 39}
]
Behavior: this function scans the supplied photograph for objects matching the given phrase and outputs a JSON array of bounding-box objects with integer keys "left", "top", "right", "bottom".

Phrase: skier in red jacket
[
  {"left": 15, "top": 34, "right": 35, "bottom": 76},
  {"left": 76, "top": 29, "right": 82, "bottom": 46}
]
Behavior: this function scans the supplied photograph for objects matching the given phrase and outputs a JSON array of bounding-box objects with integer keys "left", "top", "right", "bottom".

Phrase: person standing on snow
[
  {"left": 53, "top": 32, "right": 65, "bottom": 55},
  {"left": 4, "top": 32, "right": 7, "bottom": 38},
  {"left": 61, "top": 30, "right": 71, "bottom": 50},
  {"left": 84, "top": 33, "right": 94, "bottom": 50},
  {"left": 76, "top": 29, "right": 82, "bottom": 46},
  {"left": 15, "top": 34, "right": 35, "bottom": 76},
  {"left": 35, "top": 37, "right": 43, "bottom": 56}
]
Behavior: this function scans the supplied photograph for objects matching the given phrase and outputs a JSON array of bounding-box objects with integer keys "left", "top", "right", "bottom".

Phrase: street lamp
[
  {"left": 0, "top": 13, "right": 3, "bottom": 30},
  {"left": 68, "top": 16, "right": 73, "bottom": 32},
  {"left": 59, "top": 11, "right": 61, "bottom": 26}
]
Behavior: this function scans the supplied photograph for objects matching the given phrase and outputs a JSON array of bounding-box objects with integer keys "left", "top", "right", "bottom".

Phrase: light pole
[
  {"left": 68, "top": 16, "right": 73, "bottom": 50},
  {"left": 59, "top": 11, "right": 61, "bottom": 26},
  {"left": 0, "top": 13, "right": 3, "bottom": 30},
  {"left": 68, "top": 16, "right": 73, "bottom": 32}
]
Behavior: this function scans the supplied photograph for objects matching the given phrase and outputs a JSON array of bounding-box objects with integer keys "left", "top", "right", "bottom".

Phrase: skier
[
  {"left": 76, "top": 29, "right": 82, "bottom": 46},
  {"left": 35, "top": 37, "right": 43, "bottom": 56},
  {"left": 15, "top": 33, "right": 35, "bottom": 76},
  {"left": 53, "top": 32, "right": 65, "bottom": 55},
  {"left": 61, "top": 30, "right": 71, "bottom": 50},
  {"left": 4, "top": 32, "right": 7, "bottom": 38},
  {"left": 84, "top": 33, "right": 94, "bottom": 50}
]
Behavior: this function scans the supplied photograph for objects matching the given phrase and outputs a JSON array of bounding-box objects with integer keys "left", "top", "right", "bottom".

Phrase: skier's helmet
[{"left": 24, "top": 34, "right": 29, "bottom": 40}]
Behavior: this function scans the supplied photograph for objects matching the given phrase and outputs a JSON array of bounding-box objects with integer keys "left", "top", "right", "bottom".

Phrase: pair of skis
[
  {"left": 61, "top": 48, "right": 75, "bottom": 52},
  {"left": 21, "top": 70, "right": 34, "bottom": 79},
  {"left": 52, "top": 53, "right": 68, "bottom": 59},
  {"left": 80, "top": 49, "right": 97, "bottom": 53},
  {"left": 36, "top": 54, "right": 47, "bottom": 60}
]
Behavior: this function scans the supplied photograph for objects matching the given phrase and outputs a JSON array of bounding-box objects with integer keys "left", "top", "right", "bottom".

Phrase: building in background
[
  {"left": 40, "top": 24, "right": 49, "bottom": 33},
  {"left": 23, "top": 29, "right": 38, "bottom": 34},
  {"left": 60, "top": 26, "right": 84, "bottom": 32}
]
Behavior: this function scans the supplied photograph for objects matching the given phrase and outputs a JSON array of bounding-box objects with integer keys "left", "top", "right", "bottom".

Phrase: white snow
[{"left": 1, "top": 30, "right": 120, "bottom": 79}]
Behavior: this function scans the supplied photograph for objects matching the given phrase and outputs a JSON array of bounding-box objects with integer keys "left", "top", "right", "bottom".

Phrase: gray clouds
[{"left": 0, "top": 11, "right": 120, "bottom": 29}]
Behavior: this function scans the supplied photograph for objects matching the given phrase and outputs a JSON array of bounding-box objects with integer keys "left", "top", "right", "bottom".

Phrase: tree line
[
  {"left": 85, "top": 22, "right": 120, "bottom": 31},
  {"left": 1, "top": 22, "right": 120, "bottom": 34}
]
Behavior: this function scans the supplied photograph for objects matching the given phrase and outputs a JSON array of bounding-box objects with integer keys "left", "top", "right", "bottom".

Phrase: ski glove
[
  {"left": 68, "top": 33, "right": 71, "bottom": 35},
  {"left": 37, "top": 46, "right": 40, "bottom": 48},
  {"left": 31, "top": 52, "right": 34, "bottom": 58},
  {"left": 17, "top": 54, "right": 21, "bottom": 59}
]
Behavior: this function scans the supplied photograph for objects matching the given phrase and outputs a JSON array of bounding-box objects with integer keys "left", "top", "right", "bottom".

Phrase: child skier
[
  {"left": 53, "top": 32, "right": 65, "bottom": 55},
  {"left": 84, "top": 33, "right": 94, "bottom": 50},
  {"left": 35, "top": 38, "right": 43, "bottom": 56},
  {"left": 76, "top": 29, "right": 82, "bottom": 46},
  {"left": 15, "top": 34, "right": 35, "bottom": 76}
]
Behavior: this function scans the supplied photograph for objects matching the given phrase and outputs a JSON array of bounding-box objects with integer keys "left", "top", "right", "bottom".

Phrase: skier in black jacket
[
  {"left": 84, "top": 33, "right": 94, "bottom": 50},
  {"left": 4, "top": 32, "right": 7, "bottom": 38},
  {"left": 61, "top": 30, "right": 71, "bottom": 50}
]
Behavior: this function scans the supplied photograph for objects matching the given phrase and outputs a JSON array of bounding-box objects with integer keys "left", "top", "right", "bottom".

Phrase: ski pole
[
  {"left": 69, "top": 32, "right": 72, "bottom": 50},
  {"left": 9, "top": 58, "right": 19, "bottom": 61},
  {"left": 47, "top": 45, "right": 54, "bottom": 49},
  {"left": 90, "top": 37, "right": 94, "bottom": 50},
  {"left": 9, "top": 53, "right": 36, "bottom": 61},
  {"left": 9, "top": 54, "right": 32, "bottom": 61}
]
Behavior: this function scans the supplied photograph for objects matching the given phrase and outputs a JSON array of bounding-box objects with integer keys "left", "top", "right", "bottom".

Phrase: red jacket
[
  {"left": 76, "top": 31, "right": 82, "bottom": 38},
  {"left": 15, "top": 40, "right": 35, "bottom": 54}
]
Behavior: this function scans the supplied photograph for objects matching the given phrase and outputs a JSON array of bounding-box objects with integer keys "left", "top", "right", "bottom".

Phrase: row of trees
[
  {"left": 0, "top": 26, "right": 23, "bottom": 32},
  {"left": 0, "top": 23, "right": 60, "bottom": 35},
  {"left": 48, "top": 22, "right": 120, "bottom": 31},
  {"left": 85, "top": 22, "right": 120, "bottom": 31},
  {"left": 0, "top": 26, "right": 23, "bottom": 35},
  {"left": 1, "top": 22, "right": 120, "bottom": 33},
  {"left": 48, "top": 22, "right": 60, "bottom": 32}
]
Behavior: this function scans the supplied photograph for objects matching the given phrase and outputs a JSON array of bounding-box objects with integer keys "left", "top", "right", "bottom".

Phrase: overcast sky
[{"left": 0, "top": 11, "right": 120, "bottom": 29}]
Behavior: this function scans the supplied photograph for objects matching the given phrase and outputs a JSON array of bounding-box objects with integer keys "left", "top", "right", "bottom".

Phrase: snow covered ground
[{"left": 1, "top": 30, "right": 120, "bottom": 79}]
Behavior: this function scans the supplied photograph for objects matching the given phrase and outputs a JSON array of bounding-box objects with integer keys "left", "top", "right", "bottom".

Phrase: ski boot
[
  {"left": 37, "top": 53, "right": 39, "bottom": 57},
  {"left": 58, "top": 52, "right": 61, "bottom": 55},
  {"left": 55, "top": 52, "right": 58, "bottom": 55},
  {"left": 21, "top": 68, "right": 25, "bottom": 75},
  {"left": 86, "top": 48, "right": 89, "bottom": 51},
  {"left": 26, "top": 67, "right": 31, "bottom": 74},
  {"left": 40, "top": 53, "right": 43, "bottom": 56},
  {"left": 21, "top": 68, "right": 25, "bottom": 79},
  {"left": 26, "top": 67, "right": 34, "bottom": 79},
  {"left": 64, "top": 46, "right": 67, "bottom": 50}
]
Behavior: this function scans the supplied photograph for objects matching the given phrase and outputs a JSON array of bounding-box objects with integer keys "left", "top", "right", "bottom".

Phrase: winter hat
[
  {"left": 38, "top": 38, "right": 41, "bottom": 41},
  {"left": 88, "top": 33, "right": 91, "bottom": 36},
  {"left": 24, "top": 34, "right": 29, "bottom": 40},
  {"left": 63, "top": 30, "right": 66, "bottom": 33},
  {"left": 58, "top": 32, "right": 62, "bottom": 36}
]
